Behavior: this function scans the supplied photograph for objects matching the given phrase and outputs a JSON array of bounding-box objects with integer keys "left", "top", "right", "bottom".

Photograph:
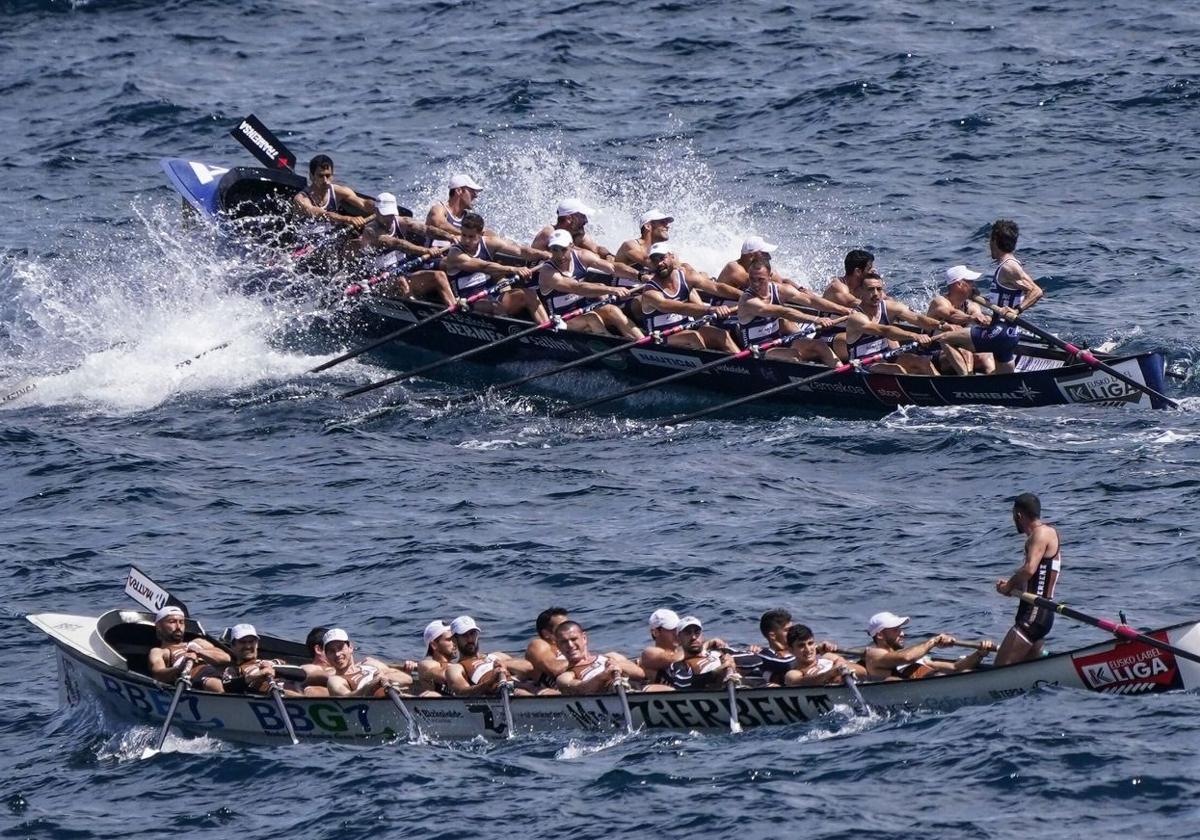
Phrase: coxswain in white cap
[
  {"left": 147, "top": 606, "right": 230, "bottom": 692},
  {"left": 440, "top": 211, "right": 550, "bottom": 322},
  {"left": 553, "top": 620, "right": 647, "bottom": 695},
  {"left": 536, "top": 229, "right": 645, "bottom": 339},
  {"left": 525, "top": 607, "right": 570, "bottom": 690},
  {"left": 318, "top": 628, "right": 414, "bottom": 698},
  {"left": 443, "top": 615, "right": 538, "bottom": 697},
  {"left": 531, "top": 197, "right": 613, "bottom": 260},
  {"left": 614, "top": 209, "right": 675, "bottom": 270},
  {"left": 640, "top": 243, "right": 740, "bottom": 352},
  {"left": 425, "top": 173, "right": 484, "bottom": 248},
  {"left": 862, "top": 611, "right": 994, "bottom": 680},
  {"left": 293, "top": 153, "right": 374, "bottom": 230},
  {"left": 924, "top": 265, "right": 994, "bottom": 374},
  {"left": 356, "top": 191, "right": 457, "bottom": 307}
]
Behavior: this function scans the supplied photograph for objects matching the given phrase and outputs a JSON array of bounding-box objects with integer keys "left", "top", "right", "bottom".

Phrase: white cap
[
  {"left": 556, "top": 198, "right": 594, "bottom": 219},
  {"left": 647, "top": 242, "right": 672, "bottom": 258},
  {"left": 423, "top": 619, "right": 451, "bottom": 647},
  {"left": 322, "top": 628, "right": 350, "bottom": 647},
  {"left": 547, "top": 229, "right": 573, "bottom": 249},
  {"left": 155, "top": 606, "right": 185, "bottom": 623},
  {"left": 649, "top": 608, "right": 680, "bottom": 630},
  {"left": 678, "top": 615, "right": 703, "bottom": 631},
  {"left": 945, "top": 265, "right": 982, "bottom": 284},
  {"left": 639, "top": 209, "right": 674, "bottom": 228},
  {"left": 230, "top": 623, "right": 258, "bottom": 641},
  {"left": 450, "top": 615, "right": 480, "bottom": 635},
  {"left": 448, "top": 173, "right": 482, "bottom": 191},
  {"left": 376, "top": 192, "right": 399, "bottom": 217},
  {"left": 867, "top": 611, "right": 910, "bottom": 637},
  {"left": 741, "top": 235, "right": 778, "bottom": 255}
]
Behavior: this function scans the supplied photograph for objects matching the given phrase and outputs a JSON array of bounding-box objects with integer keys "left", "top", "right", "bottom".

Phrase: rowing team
[
  {"left": 292, "top": 156, "right": 1045, "bottom": 376},
  {"left": 148, "top": 492, "right": 1061, "bottom": 700}
]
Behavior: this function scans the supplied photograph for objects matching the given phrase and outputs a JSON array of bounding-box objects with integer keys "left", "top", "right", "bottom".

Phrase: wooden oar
[
  {"left": 614, "top": 675, "right": 635, "bottom": 735},
  {"left": 480, "top": 313, "right": 721, "bottom": 397},
  {"left": 725, "top": 672, "right": 742, "bottom": 734},
  {"left": 555, "top": 332, "right": 801, "bottom": 417},
  {"left": 499, "top": 678, "right": 516, "bottom": 740},
  {"left": 383, "top": 683, "right": 419, "bottom": 741},
  {"left": 659, "top": 339, "right": 923, "bottom": 425},
  {"left": 971, "top": 295, "right": 1178, "bottom": 409},
  {"left": 340, "top": 253, "right": 431, "bottom": 298},
  {"left": 144, "top": 660, "right": 193, "bottom": 758},
  {"left": 841, "top": 668, "right": 870, "bottom": 717},
  {"left": 341, "top": 290, "right": 641, "bottom": 399},
  {"left": 311, "top": 275, "right": 517, "bottom": 373},
  {"left": 267, "top": 679, "right": 300, "bottom": 745},
  {"left": 1008, "top": 591, "right": 1200, "bottom": 665}
]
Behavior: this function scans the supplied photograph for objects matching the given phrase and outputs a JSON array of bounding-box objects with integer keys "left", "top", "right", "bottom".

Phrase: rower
[
  {"left": 640, "top": 243, "right": 740, "bottom": 351},
  {"left": 320, "top": 628, "right": 412, "bottom": 697},
  {"left": 783, "top": 624, "right": 865, "bottom": 687},
  {"left": 935, "top": 219, "right": 1045, "bottom": 374},
  {"left": 358, "top": 192, "right": 455, "bottom": 306},
  {"left": 822, "top": 249, "right": 876, "bottom": 308},
  {"left": 443, "top": 615, "right": 536, "bottom": 697},
  {"left": 416, "top": 619, "right": 457, "bottom": 696},
  {"left": 861, "top": 612, "right": 994, "bottom": 680},
  {"left": 147, "top": 606, "right": 229, "bottom": 692},
  {"left": 615, "top": 209, "right": 674, "bottom": 269},
  {"left": 638, "top": 608, "right": 683, "bottom": 685},
  {"left": 737, "top": 258, "right": 840, "bottom": 366},
  {"left": 221, "top": 624, "right": 294, "bottom": 696},
  {"left": 994, "top": 492, "right": 1062, "bottom": 666},
  {"left": 925, "top": 265, "right": 995, "bottom": 374},
  {"left": 554, "top": 621, "right": 646, "bottom": 695},
  {"left": 293, "top": 154, "right": 372, "bottom": 229},
  {"left": 719, "top": 237, "right": 851, "bottom": 314},
  {"left": 425, "top": 173, "right": 483, "bottom": 248},
  {"left": 532, "top": 198, "right": 613, "bottom": 260},
  {"left": 537, "top": 229, "right": 644, "bottom": 339},
  {"left": 661, "top": 616, "right": 737, "bottom": 691},
  {"left": 441, "top": 212, "right": 548, "bottom": 321},
  {"left": 843, "top": 273, "right": 950, "bottom": 375},
  {"left": 525, "top": 607, "right": 570, "bottom": 691},
  {"left": 757, "top": 609, "right": 795, "bottom": 685}
]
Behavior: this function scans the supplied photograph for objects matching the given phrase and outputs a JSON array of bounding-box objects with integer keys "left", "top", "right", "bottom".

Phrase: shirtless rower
[
  {"left": 615, "top": 209, "right": 674, "bottom": 269},
  {"left": 737, "top": 258, "right": 840, "bottom": 366},
  {"left": 639, "top": 608, "right": 683, "bottom": 685},
  {"left": 425, "top": 173, "right": 483, "bottom": 248},
  {"left": 441, "top": 212, "right": 548, "bottom": 320},
  {"left": 925, "top": 265, "right": 994, "bottom": 374},
  {"left": 320, "top": 628, "right": 412, "bottom": 697},
  {"left": 443, "top": 615, "right": 536, "bottom": 697},
  {"left": 532, "top": 198, "right": 613, "bottom": 260},
  {"left": 525, "top": 607, "right": 570, "bottom": 691},
  {"left": 935, "top": 219, "right": 1045, "bottom": 374},
  {"left": 538, "top": 229, "right": 644, "bottom": 338},
  {"left": 554, "top": 621, "right": 647, "bottom": 695},
  {"left": 861, "top": 612, "right": 994, "bottom": 681},
  {"left": 416, "top": 620, "right": 457, "bottom": 696},
  {"left": 293, "top": 154, "right": 372, "bottom": 229},
  {"left": 822, "top": 249, "right": 876, "bottom": 308},
  {"left": 640, "top": 243, "right": 740, "bottom": 351},
  {"left": 661, "top": 616, "right": 737, "bottom": 691},
  {"left": 994, "top": 492, "right": 1062, "bottom": 666},
  {"left": 783, "top": 624, "right": 865, "bottom": 687},
  {"left": 220, "top": 624, "right": 295, "bottom": 696},
  {"left": 843, "top": 273, "right": 951, "bottom": 374},
  {"left": 147, "top": 606, "right": 229, "bottom": 692},
  {"left": 358, "top": 192, "right": 455, "bottom": 305}
]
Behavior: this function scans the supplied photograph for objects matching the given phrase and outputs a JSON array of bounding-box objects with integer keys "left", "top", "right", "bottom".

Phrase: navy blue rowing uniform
[
  {"left": 643, "top": 270, "right": 692, "bottom": 333},
  {"left": 445, "top": 239, "right": 495, "bottom": 296},
  {"left": 539, "top": 251, "right": 591, "bottom": 317},
  {"left": 736, "top": 283, "right": 783, "bottom": 348},
  {"left": 846, "top": 301, "right": 893, "bottom": 360},
  {"left": 969, "top": 258, "right": 1025, "bottom": 364},
  {"left": 1012, "top": 536, "right": 1061, "bottom": 644}
]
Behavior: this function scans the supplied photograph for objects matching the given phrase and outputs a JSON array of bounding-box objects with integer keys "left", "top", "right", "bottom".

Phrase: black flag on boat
[{"left": 230, "top": 114, "right": 296, "bottom": 171}]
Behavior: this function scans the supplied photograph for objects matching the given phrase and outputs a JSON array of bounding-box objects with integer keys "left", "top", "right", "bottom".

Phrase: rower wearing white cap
[
  {"left": 554, "top": 621, "right": 646, "bottom": 695},
  {"left": 862, "top": 612, "right": 992, "bottom": 680},
  {"left": 661, "top": 616, "right": 736, "bottom": 690},
  {"left": 320, "top": 628, "right": 412, "bottom": 697},
  {"left": 638, "top": 608, "right": 684, "bottom": 684},
  {"left": 441, "top": 211, "right": 548, "bottom": 321},
  {"left": 531, "top": 197, "right": 613, "bottom": 260},
  {"left": 641, "top": 243, "right": 740, "bottom": 351},
  {"left": 537, "top": 229, "right": 645, "bottom": 339},
  {"left": 221, "top": 624, "right": 292, "bottom": 695},
  {"left": 425, "top": 173, "right": 484, "bottom": 248},
  {"left": 416, "top": 620, "right": 457, "bottom": 696},
  {"left": 443, "top": 615, "right": 536, "bottom": 697},
  {"left": 737, "top": 257, "right": 841, "bottom": 366},
  {"left": 147, "top": 606, "right": 229, "bottom": 692},
  {"left": 358, "top": 192, "right": 456, "bottom": 306},
  {"left": 925, "top": 265, "right": 994, "bottom": 374},
  {"left": 615, "top": 209, "right": 675, "bottom": 270}
]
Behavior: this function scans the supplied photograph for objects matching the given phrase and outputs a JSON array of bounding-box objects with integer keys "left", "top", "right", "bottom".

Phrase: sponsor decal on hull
[
  {"left": 1055, "top": 360, "right": 1146, "bottom": 406},
  {"left": 631, "top": 349, "right": 703, "bottom": 370},
  {"left": 443, "top": 321, "right": 503, "bottom": 342},
  {"left": 1072, "top": 633, "right": 1182, "bottom": 695},
  {"left": 949, "top": 382, "right": 1042, "bottom": 403}
]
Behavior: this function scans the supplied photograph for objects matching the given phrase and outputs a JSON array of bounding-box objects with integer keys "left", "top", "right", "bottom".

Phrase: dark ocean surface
[{"left": 3, "top": 0, "right": 1200, "bottom": 837}]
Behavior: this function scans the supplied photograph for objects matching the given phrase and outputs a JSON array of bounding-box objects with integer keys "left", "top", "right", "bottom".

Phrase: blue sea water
[{"left": 2, "top": 0, "right": 1200, "bottom": 838}]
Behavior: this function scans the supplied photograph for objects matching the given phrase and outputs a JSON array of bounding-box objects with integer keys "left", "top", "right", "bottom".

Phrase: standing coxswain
[
  {"left": 995, "top": 492, "right": 1062, "bottom": 665},
  {"left": 292, "top": 154, "right": 373, "bottom": 229},
  {"left": 147, "top": 606, "right": 229, "bottom": 692},
  {"left": 538, "top": 230, "right": 644, "bottom": 338}
]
